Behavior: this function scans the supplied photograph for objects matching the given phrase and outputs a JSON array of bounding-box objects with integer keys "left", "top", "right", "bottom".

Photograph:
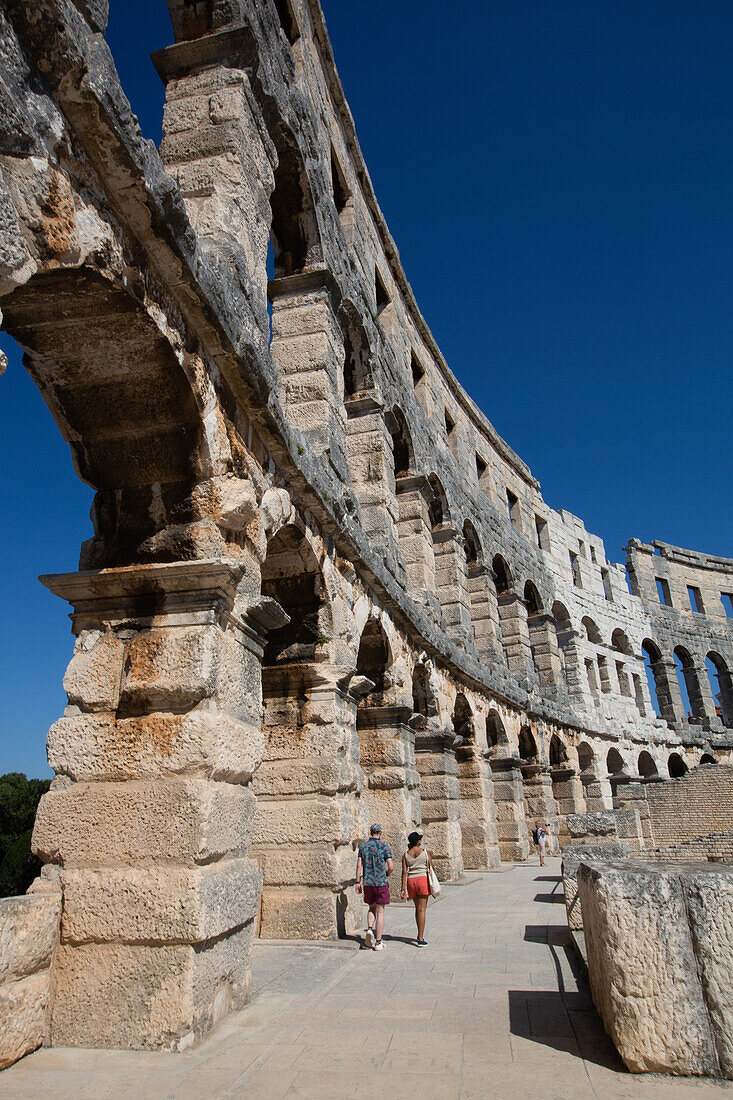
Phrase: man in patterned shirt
[{"left": 355, "top": 823, "right": 393, "bottom": 950}]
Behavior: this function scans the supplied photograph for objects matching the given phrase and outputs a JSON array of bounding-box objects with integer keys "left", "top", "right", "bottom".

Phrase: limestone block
[
  {"left": 33, "top": 779, "right": 256, "bottom": 867},
  {"left": 0, "top": 972, "right": 51, "bottom": 1070},
  {"left": 0, "top": 894, "right": 61, "bottom": 983},
  {"left": 560, "top": 843, "right": 629, "bottom": 931},
  {"left": 61, "top": 858, "right": 262, "bottom": 945},
  {"left": 577, "top": 860, "right": 724, "bottom": 1076},
  {"left": 253, "top": 846, "right": 354, "bottom": 888},
  {"left": 120, "top": 626, "right": 220, "bottom": 712},
  {"left": 567, "top": 812, "right": 617, "bottom": 839},
  {"left": 254, "top": 797, "right": 353, "bottom": 847},
  {"left": 258, "top": 887, "right": 339, "bottom": 940},
  {"left": 63, "top": 630, "right": 124, "bottom": 711},
  {"left": 680, "top": 869, "right": 733, "bottom": 1077},
  {"left": 50, "top": 920, "right": 255, "bottom": 1050},
  {"left": 254, "top": 756, "right": 357, "bottom": 797},
  {"left": 48, "top": 711, "right": 264, "bottom": 784}
]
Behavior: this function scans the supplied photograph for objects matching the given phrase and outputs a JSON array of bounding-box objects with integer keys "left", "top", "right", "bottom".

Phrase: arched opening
[
  {"left": 706, "top": 652, "right": 733, "bottom": 727},
  {"left": 462, "top": 521, "right": 495, "bottom": 657},
  {"left": 674, "top": 646, "right": 705, "bottom": 722},
  {"left": 388, "top": 407, "right": 413, "bottom": 478},
  {"left": 668, "top": 752, "right": 689, "bottom": 778},
  {"left": 549, "top": 735, "right": 568, "bottom": 768},
  {"left": 582, "top": 617, "right": 602, "bottom": 645},
  {"left": 578, "top": 742, "right": 595, "bottom": 774},
  {"left": 700, "top": 753, "right": 717, "bottom": 764},
  {"left": 606, "top": 748, "right": 625, "bottom": 776},
  {"left": 611, "top": 629, "right": 632, "bottom": 655},
  {"left": 270, "top": 138, "right": 317, "bottom": 278},
  {"left": 642, "top": 639, "right": 668, "bottom": 720},
  {"left": 260, "top": 524, "right": 326, "bottom": 664},
  {"left": 577, "top": 741, "right": 606, "bottom": 811},
  {"left": 428, "top": 474, "right": 449, "bottom": 530},
  {"left": 452, "top": 693, "right": 474, "bottom": 741},
  {"left": 486, "top": 710, "right": 508, "bottom": 753},
  {"left": 463, "top": 520, "right": 481, "bottom": 567},
  {"left": 552, "top": 602, "right": 574, "bottom": 688},
  {"left": 524, "top": 581, "right": 557, "bottom": 686},
  {"left": 356, "top": 619, "right": 391, "bottom": 700},
  {"left": 492, "top": 555, "right": 512, "bottom": 596},
  {"left": 638, "top": 750, "right": 658, "bottom": 778},
  {"left": 340, "top": 303, "right": 372, "bottom": 402},
  {"left": 518, "top": 726, "right": 538, "bottom": 762},
  {"left": 412, "top": 662, "right": 436, "bottom": 719}
]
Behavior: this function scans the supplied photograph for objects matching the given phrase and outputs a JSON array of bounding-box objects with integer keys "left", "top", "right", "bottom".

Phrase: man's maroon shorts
[{"left": 363, "top": 884, "right": 390, "bottom": 906}]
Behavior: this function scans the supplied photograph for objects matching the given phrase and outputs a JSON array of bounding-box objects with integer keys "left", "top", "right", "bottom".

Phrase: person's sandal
[
  {"left": 374, "top": 940, "right": 384, "bottom": 951},
  {"left": 364, "top": 928, "right": 374, "bottom": 949},
  {"left": 416, "top": 939, "right": 428, "bottom": 947}
]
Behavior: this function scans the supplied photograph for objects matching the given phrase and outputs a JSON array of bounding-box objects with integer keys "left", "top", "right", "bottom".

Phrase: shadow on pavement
[
  {"left": 533, "top": 891, "right": 565, "bottom": 904},
  {"left": 508, "top": 989, "right": 626, "bottom": 1071},
  {"left": 534, "top": 875, "right": 561, "bottom": 882},
  {"left": 523, "top": 924, "right": 569, "bottom": 944}
]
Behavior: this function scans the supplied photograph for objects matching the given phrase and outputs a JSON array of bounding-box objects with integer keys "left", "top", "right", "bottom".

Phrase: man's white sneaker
[
  {"left": 364, "top": 928, "right": 374, "bottom": 949},
  {"left": 373, "top": 940, "right": 384, "bottom": 951}
]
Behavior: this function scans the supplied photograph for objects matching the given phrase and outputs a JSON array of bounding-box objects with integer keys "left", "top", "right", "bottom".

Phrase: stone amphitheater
[{"left": 0, "top": 0, "right": 732, "bottom": 1073}]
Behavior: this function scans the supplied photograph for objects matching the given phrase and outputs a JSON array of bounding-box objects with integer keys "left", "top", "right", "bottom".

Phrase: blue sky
[{"left": 1, "top": 1, "right": 732, "bottom": 776}]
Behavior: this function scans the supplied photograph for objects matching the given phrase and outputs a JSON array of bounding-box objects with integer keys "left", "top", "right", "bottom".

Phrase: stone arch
[
  {"left": 700, "top": 752, "right": 717, "bottom": 764},
  {"left": 462, "top": 521, "right": 499, "bottom": 658},
  {"left": 524, "top": 581, "right": 560, "bottom": 687},
  {"left": 642, "top": 639, "right": 674, "bottom": 721},
  {"left": 673, "top": 645, "right": 706, "bottom": 722},
  {"left": 427, "top": 476, "right": 472, "bottom": 641},
  {"left": 1, "top": 268, "right": 214, "bottom": 567},
  {"left": 706, "top": 652, "right": 733, "bottom": 727},
  {"left": 493, "top": 556, "right": 533, "bottom": 672},
  {"left": 611, "top": 629, "right": 633, "bottom": 655},
  {"left": 582, "top": 617, "right": 602, "bottom": 645},
  {"left": 356, "top": 618, "right": 392, "bottom": 698},
  {"left": 260, "top": 522, "right": 330, "bottom": 664},
  {"left": 549, "top": 735, "right": 568, "bottom": 767},
  {"left": 492, "top": 555, "right": 512, "bottom": 595},
  {"left": 606, "top": 748, "right": 625, "bottom": 776},
  {"left": 427, "top": 474, "right": 450, "bottom": 529},
  {"left": 577, "top": 740, "right": 606, "bottom": 811},
  {"left": 412, "top": 661, "right": 437, "bottom": 719},
  {"left": 638, "top": 750, "right": 658, "bottom": 778},
  {"left": 552, "top": 602, "right": 577, "bottom": 691},
  {"left": 524, "top": 580, "right": 543, "bottom": 615},
  {"left": 668, "top": 752, "right": 689, "bottom": 778},
  {"left": 340, "top": 300, "right": 372, "bottom": 401},
  {"left": 578, "top": 742, "right": 595, "bottom": 774}
]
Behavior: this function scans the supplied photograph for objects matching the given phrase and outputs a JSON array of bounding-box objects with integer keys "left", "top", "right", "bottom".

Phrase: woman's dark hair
[{"left": 407, "top": 831, "right": 423, "bottom": 847}]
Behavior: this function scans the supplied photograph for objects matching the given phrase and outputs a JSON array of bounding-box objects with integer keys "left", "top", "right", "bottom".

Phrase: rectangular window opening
[
  {"left": 330, "top": 148, "right": 349, "bottom": 215},
  {"left": 655, "top": 577, "right": 672, "bottom": 607},
  {"left": 687, "top": 585, "right": 704, "bottom": 614},
  {"left": 722, "top": 593, "right": 733, "bottom": 618},
  {"left": 506, "top": 489, "right": 520, "bottom": 527},
  {"left": 569, "top": 550, "right": 582, "bottom": 588},
  {"left": 274, "top": 0, "right": 300, "bottom": 45},
  {"left": 590, "top": 546, "right": 597, "bottom": 563},
  {"left": 535, "top": 515, "right": 549, "bottom": 551},
  {"left": 601, "top": 568, "right": 613, "bottom": 602},
  {"left": 444, "top": 409, "right": 455, "bottom": 438},
  {"left": 410, "top": 351, "right": 425, "bottom": 388},
  {"left": 476, "top": 453, "right": 488, "bottom": 485},
  {"left": 375, "top": 267, "right": 390, "bottom": 315}
]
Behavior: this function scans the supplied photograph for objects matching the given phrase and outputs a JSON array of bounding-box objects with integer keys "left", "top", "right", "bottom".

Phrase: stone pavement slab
[{"left": 0, "top": 858, "right": 731, "bottom": 1098}]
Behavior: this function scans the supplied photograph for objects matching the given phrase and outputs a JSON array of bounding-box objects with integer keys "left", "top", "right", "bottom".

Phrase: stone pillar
[
  {"left": 521, "top": 764, "right": 559, "bottom": 854},
  {"left": 395, "top": 475, "right": 437, "bottom": 603},
  {"left": 466, "top": 564, "right": 504, "bottom": 662},
  {"left": 433, "top": 523, "right": 472, "bottom": 646},
  {"left": 489, "top": 755, "right": 530, "bottom": 861},
  {"left": 580, "top": 769, "right": 612, "bottom": 812},
  {"left": 345, "top": 389, "right": 401, "bottom": 573},
  {"left": 497, "top": 592, "right": 534, "bottom": 676},
  {"left": 527, "top": 611, "right": 563, "bottom": 689},
  {"left": 456, "top": 743, "right": 500, "bottom": 869},
  {"left": 33, "top": 562, "right": 264, "bottom": 1050},
  {"left": 550, "top": 766, "right": 585, "bottom": 844},
  {"left": 252, "top": 665, "right": 365, "bottom": 940},
  {"left": 270, "top": 270, "right": 349, "bottom": 480},
  {"left": 414, "top": 729, "right": 464, "bottom": 880},
  {"left": 557, "top": 626, "right": 584, "bottom": 696},
  {"left": 657, "top": 657, "right": 686, "bottom": 725},
  {"left": 357, "top": 705, "right": 421, "bottom": 899}
]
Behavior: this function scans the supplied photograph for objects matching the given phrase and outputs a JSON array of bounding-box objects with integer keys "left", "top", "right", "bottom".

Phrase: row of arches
[{"left": 643, "top": 641, "right": 733, "bottom": 728}]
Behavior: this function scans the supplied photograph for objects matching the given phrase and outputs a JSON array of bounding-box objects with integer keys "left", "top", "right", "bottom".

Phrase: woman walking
[{"left": 400, "top": 831, "right": 433, "bottom": 947}]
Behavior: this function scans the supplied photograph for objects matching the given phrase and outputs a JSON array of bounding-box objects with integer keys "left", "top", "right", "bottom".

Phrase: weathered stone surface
[
  {"left": 0, "top": 893, "right": 60, "bottom": 983},
  {"left": 578, "top": 859, "right": 733, "bottom": 1078},
  {"left": 561, "top": 842, "right": 629, "bottom": 930},
  {"left": 0, "top": 972, "right": 51, "bottom": 1070}
]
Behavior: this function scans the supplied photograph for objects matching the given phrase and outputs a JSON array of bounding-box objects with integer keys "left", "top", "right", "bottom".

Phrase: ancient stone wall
[{"left": 0, "top": 0, "right": 730, "bottom": 1053}]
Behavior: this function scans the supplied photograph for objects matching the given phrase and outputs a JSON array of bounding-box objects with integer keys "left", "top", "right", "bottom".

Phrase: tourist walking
[
  {"left": 400, "top": 830, "right": 433, "bottom": 947},
  {"left": 355, "top": 824, "right": 393, "bottom": 950},
  {"left": 534, "top": 821, "right": 549, "bottom": 866}
]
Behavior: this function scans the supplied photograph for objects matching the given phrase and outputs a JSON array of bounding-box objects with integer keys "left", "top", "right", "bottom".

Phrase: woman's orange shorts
[{"left": 407, "top": 875, "right": 429, "bottom": 899}]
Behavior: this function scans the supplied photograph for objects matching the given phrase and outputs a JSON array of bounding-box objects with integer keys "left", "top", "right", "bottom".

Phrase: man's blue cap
[{"left": 370, "top": 823, "right": 382, "bottom": 834}]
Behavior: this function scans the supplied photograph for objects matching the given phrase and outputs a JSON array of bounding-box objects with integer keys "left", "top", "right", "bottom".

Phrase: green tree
[{"left": 0, "top": 773, "right": 51, "bottom": 896}]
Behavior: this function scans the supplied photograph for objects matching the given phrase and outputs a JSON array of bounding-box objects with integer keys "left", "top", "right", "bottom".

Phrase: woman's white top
[{"left": 405, "top": 848, "right": 429, "bottom": 878}]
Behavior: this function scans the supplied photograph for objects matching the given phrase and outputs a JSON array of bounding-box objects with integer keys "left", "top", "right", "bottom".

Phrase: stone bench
[{"left": 577, "top": 859, "right": 733, "bottom": 1078}]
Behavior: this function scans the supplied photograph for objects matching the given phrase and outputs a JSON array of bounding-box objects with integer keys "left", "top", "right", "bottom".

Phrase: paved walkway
[{"left": 2, "top": 858, "right": 732, "bottom": 1099}]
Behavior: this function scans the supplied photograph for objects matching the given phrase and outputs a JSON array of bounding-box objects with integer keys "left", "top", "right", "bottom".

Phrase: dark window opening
[
  {"left": 330, "top": 148, "right": 349, "bottom": 215},
  {"left": 687, "top": 585, "right": 704, "bottom": 614},
  {"left": 590, "top": 546, "right": 597, "bottom": 563},
  {"left": 569, "top": 551, "right": 582, "bottom": 588},
  {"left": 411, "top": 351, "right": 425, "bottom": 388},
  {"left": 356, "top": 620, "right": 390, "bottom": 697},
  {"left": 274, "top": 0, "right": 300, "bottom": 45},
  {"left": 444, "top": 409, "right": 455, "bottom": 439},
  {"left": 535, "top": 515, "right": 549, "bottom": 550},
  {"left": 476, "top": 454, "right": 488, "bottom": 484},
  {"left": 601, "top": 568, "right": 613, "bottom": 602},
  {"left": 375, "top": 267, "right": 390, "bottom": 315},
  {"left": 655, "top": 577, "right": 672, "bottom": 607},
  {"left": 506, "top": 489, "right": 520, "bottom": 526},
  {"left": 270, "top": 145, "right": 309, "bottom": 277}
]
